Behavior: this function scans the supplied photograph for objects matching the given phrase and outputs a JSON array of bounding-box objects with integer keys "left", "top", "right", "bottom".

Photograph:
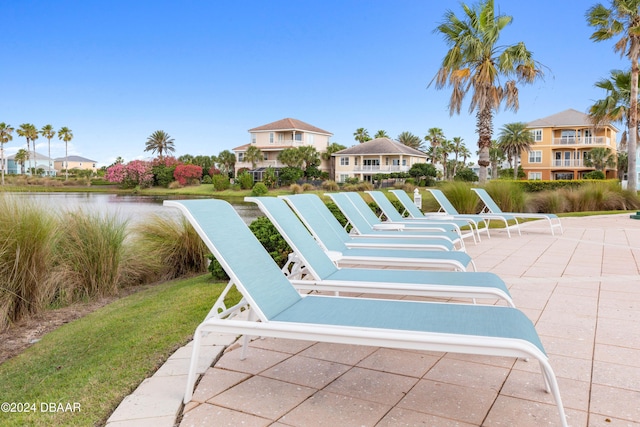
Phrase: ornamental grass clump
[
  {"left": 131, "top": 214, "right": 209, "bottom": 281},
  {"left": 0, "top": 195, "right": 59, "bottom": 331},
  {"left": 440, "top": 181, "right": 478, "bottom": 214},
  {"left": 53, "top": 210, "right": 130, "bottom": 300},
  {"left": 484, "top": 180, "right": 526, "bottom": 212}
]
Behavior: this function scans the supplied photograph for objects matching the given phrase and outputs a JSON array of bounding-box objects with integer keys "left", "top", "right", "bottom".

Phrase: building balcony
[
  {"left": 552, "top": 159, "right": 584, "bottom": 167},
  {"left": 351, "top": 165, "right": 411, "bottom": 172},
  {"left": 552, "top": 136, "right": 610, "bottom": 146}
]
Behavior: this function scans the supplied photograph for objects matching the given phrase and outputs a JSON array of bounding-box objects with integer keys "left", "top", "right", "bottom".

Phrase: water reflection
[{"left": 5, "top": 192, "right": 262, "bottom": 225}]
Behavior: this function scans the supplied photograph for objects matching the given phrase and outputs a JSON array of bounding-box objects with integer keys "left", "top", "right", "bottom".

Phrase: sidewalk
[{"left": 107, "top": 214, "right": 640, "bottom": 427}]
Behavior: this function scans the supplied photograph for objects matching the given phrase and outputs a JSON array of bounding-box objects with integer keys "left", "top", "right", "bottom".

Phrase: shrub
[
  {"left": 302, "top": 183, "right": 315, "bottom": 191},
  {"left": 454, "top": 168, "right": 479, "bottom": 182},
  {"left": 290, "top": 184, "right": 303, "bottom": 194},
  {"left": 440, "top": 182, "right": 478, "bottom": 214},
  {"left": 251, "top": 182, "right": 268, "bottom": 196},
  {"left": 484, "top": 180, "right": 526, "bottom": 212},
  {"left": 237, "top": 172, "right": 254, "bottom": 190},
  {"left": 583, "top": 170, "right": 605, "bottom": 180},
  {"left": 277, "top": 167, "right": 302, "bottom": 186},
  {"left": 322, "top": 180, "right": 339, "bottom": 191},
  {"left": 0, "top": 196, "right": 59, "bottom": 331},
  {"left": 174, "top": 164, "right": 203, "bottom": 186},
  {"left": 152, "top": 164, "right": 177, "bottom": 188},
  {"left": 211, "top": 175, "right": 230, "bottom": 191},
  {"left": 106, "top": 160, "right": 154, "bottom": 189},
  {"left": 202, "top": 175, "right": 212, "bottom": 184},
  {"left": 168, "top": 180, "right": 182, "bottom": 189}
]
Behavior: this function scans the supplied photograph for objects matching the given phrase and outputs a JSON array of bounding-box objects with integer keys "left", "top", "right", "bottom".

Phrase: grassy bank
[{"left": 0, "top": 274, "right": 239, "bottom": 427}]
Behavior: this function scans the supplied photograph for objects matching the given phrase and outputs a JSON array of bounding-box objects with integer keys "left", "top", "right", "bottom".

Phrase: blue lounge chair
[
  {"left": 472, "top": 188, "right": 564, "bottom": 236},
  {"left": 163, "top": 199, "right": 567, "bottom": 427},
  {"left": 427, "top": 189, "right": 521, "bottom": 238},
  {"left": 281, "top": 194, "right": 475, "bottom": 271},
  {"left": 325, "top": 191, "right": 474, "bottom": 248},
  {"left": 247, "top": 196, "right": 514, "bottom": 307}
]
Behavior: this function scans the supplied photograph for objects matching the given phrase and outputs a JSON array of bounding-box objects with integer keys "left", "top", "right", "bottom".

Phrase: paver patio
[{"left": 107, "top": 213, "right": 640, "bottom": 427}]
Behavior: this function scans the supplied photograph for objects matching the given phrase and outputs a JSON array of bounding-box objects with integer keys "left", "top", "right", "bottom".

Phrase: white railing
[
  {"left": 552, "top": 159, "right": 584, "bottom": 167},
  {"left": 552, "top": 137, "right": 610, "bottom": 146},
  {"left": 352, "top": 165, "right": 411, "bottom": 172}
]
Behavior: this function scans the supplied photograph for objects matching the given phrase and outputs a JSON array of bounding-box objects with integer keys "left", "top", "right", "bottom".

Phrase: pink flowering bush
[
  {"left": 106, "top": 160, "right": 154, "bottom": 189},
  {"left": 174, "top": 164, "right": 203, "bottom": 186}
]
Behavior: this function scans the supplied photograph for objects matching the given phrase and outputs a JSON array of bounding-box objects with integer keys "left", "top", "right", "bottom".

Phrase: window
[
  {"left": 528, "top": 172, "right": 542, "bottom": 180},
  {"left": 269, "top": 132, "right": 274, "bottom": 144},
  {"left": 294, "top": 133, "right": 303, "bottom": 142},
  {"left": 307, "top": 134, "right": 314, "bottom": 145},
  {"left": 238, "top": 153, "right": 245, "bottom": 162},
  {"left": 251, "top": 133, "right": 256, "bottom": 144},
  {"left": 339, "top": 174, "right": 349, "bottom": 183},
  {"left": 531, "top": 129, "right": 542, "bottom": 142},
  {"left": 263, "top": 153, "right": 268, "bottom": 160},
  {"left": 340, "top": 157, "right": 349, "bottom": 166},
  {"left": 392, "top": 159, "right": 400, "bottom": 166},
  {"left": 529, "top": 151, "right": 542, "bottom": 163},
  {"left": 402, "top": 159, "right": 407, "bottom": 166}
]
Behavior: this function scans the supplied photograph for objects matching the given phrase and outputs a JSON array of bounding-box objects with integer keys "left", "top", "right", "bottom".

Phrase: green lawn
[{"left": 0, "top": 274, "right": 239, "bottom": 427}]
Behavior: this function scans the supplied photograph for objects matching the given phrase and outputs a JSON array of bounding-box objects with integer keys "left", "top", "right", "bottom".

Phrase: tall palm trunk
[
  {"left": 476, "top": 106, "right": 494, "bottom": 183},
  {"left": 26, "top": 139, "right": 32, "bottom": 175},
  {"left": 629, "top": 40, "right": 639, "bottom": 190},
  {"left": 513, "top": 153, "right": 519, "bottom": 180}
]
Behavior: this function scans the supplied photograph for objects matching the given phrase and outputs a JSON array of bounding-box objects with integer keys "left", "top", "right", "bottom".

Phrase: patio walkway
[{"left": 107, "top": 214, "right": 640, "bottom": 427}]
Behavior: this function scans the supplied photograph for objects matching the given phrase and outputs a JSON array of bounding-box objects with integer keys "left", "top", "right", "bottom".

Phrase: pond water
[{"left": 5, "top": 192, "right": 263, "bottom": 225}]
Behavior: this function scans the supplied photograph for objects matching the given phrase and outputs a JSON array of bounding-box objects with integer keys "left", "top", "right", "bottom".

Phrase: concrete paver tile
[
  {"left": 260, "top": 355, "right": 350, "bottom": 389},
  {"left": 179, "top": 403, "right": 271, "bottom": 427}
]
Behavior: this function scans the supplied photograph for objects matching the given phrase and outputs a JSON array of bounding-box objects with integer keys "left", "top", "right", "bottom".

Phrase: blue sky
[{"left": 1, "top": 0, "right": 628, "bottom": 167}]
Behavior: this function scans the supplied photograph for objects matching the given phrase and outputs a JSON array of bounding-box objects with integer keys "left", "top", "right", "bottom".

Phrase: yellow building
[
  {"left": 332, "top": 138, "right": 428, "bottom": 183},
  {"left": 53, "top": 155, "right": 98, "bottom": 173},
  {"left": 522, "top": 109, "right": 618, "bottom": 180}
]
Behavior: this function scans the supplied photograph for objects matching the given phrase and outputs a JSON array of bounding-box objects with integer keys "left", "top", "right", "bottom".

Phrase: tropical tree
[
  {"left": 488, "top": 140, "right": 506, "bottom": 179},
  {"left": 58, "top": 127, "right": 73, "bottom": 180},
  {"left": 320, "top": 142, "right": 346, "bottom": 181},
  {"left": 217, "top": 150, "right": 236, "bottom": 178},
  {"left": 587, "top": 0, "right": 640, "bottom": 189},
  {"left": 397, "top": 131, "right": 423, "bottom": 150},
  {"left": 353, "top": 128, "right": 371, "bottom": 144},
  {"left": 618, "top": 150, "right": 629, "bottom": 178},
  {"left": 17, "top": 123, "right": 38, "bottom": 174},
  {"left": 585, "top": 147, "right": 617, "bottom": 171},
  {"left": 424, "top": 127, "right": 445, "bottom": 149},
  {"left": 374, "top": 130, "right": 389, "bottom": 139},
  {"left": 40, "top": 124, "right": 55, "bottom": 173},
  {"left": 278, "top": 148, "right": 303, "bottom": 168},
  {"left": 440, "top": 139, "right": 455, "bottom": 179},
  {"left": 145, "top": 130, "right": 175, "bottom": 161},
  {"left": 15, "top": 148, "right": 29, "bottom": 174},
  {"left": 433, "top": 0, "right": 544, "bottom": 183},
  {"left": 0, "top": 122, "right": 14, "bottom": 185},
  {"left": 178, "top": 154, "right": 194, "bottom": 164},
  {"left": 450, "top": 136, "right": 465, "bottom": 177},
  {"left": 497, "top": 122, "right": 534, "bottom": 179},
  {"left": 244, "top": 145, "right": 263, "bottom": 169}
]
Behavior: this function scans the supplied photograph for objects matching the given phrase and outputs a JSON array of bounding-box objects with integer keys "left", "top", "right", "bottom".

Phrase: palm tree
[
  {"left": 17, "top": 123, "right": 38, "bottom": 175},
  {"left": 353, "top": 128, "right": 371, "bottom": 144},
  {"left": 40, "top": 124, "right": 55, "bottom": 174},
  {"left": 424, "top": 127, "right": 445, "bottom": 149},
  {"left": 585, "top": 147, "right": 617, "bottom": 171},
  {"left": 0, "top": 122, "right": 14, "bottom": 185},
  {"left": 440, "top": 140, "right": 455, "bottom": 179},
  {"left": 497, "top": 122, "right": 533, "bottom": 180},
  {"left": 374, "top": 130, "right": 389, "bottom": 139},
  {"left": 278, "top": 148, "right": 303, "bottom": 168},
  {"left": 145, "top": 130, "right": 175, "bottom": 160},
  {"left": 451, "top": 136, "right": 465, "bottom": 177},
  {"left": 397, "top": 131, "right": 423, "bottom": 150},
  {"left": 488, "top": 141, "right": 506, "bottom": 179},
  {"left": 321, "top": 142, "right": 346, "bottom": 181},
  {"left": 216, "top": 150, "right": 236, "bottom": 178},
  {"left": 14, "top": 148, "right": 29, "bottom": 174},
  {"left": 433, "top": 0, "right": 544, "bottom": 183},
  {"left": 57, "top": 127, "right": 73, "bottom": 180},
  {"left": 244, "top": 145, "right": 263, "bottom": 169},
  {"left": 587, "top": 0, "right": 640, "bottom": 189}
]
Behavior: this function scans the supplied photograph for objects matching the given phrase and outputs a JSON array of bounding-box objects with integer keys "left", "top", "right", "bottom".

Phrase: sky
[{"left": 1, "top": 0, "right": 630, "bottom": 168}]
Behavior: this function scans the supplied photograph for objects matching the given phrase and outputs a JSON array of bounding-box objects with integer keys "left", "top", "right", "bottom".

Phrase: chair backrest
[
  {"left": 426, "top": 189, "right": 461, "bottom": 215},
  {"left": 164, "top": 199, "right": 301, "bottom": 321},
  {"left": 246, "top": 197, "right": 339, "bottom": 280},
  {"left": 389, "top": 190, "right": 427, "bottom": 218},
  {"left": 279, "top": 194, "right": 350, "bottom": 252},
  {"left": 471, "top": 188, "right": 503, "bottom": 213},
  {"left": 365, "top": 191, "right": 406, "bottom": 222},
  {"left": 326, "top": 192, "right": 380, "bottom": 233}
]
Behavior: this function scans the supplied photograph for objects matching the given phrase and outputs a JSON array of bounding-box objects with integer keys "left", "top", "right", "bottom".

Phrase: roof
[
  {"left": 333, "top": 138, "right": 427, "bottom": 157},
  {"left": 53, "top": 155, "right": 97, "bottom": 163},
  {"left": 527, "top": 108, "right": 619, "bottom": 131},
  {"left": 6, "top": 152, "right": 53, "bottom": 160},
  {"left": 248, "top": 118, "right": 332, "bottom": 135}
]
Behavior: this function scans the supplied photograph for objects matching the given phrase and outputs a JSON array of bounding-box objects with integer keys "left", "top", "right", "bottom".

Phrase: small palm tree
[
  {"left": 374, "top": 130, "right": 389, "bottom": 139},
  {"left": 587, "top": 0, "right": 640, "bottom": 190},
  {"left": 216, "top": 150, "right": 236, "bottom": 178},
  {"left": 17, "top": 123, "right": 38, "bottom": 175},
  {"left": 585, "top": 147, "right": 617, "bottom": 171},
  {"left": 145, "top": 130, "right": 175, "bottom": 161},
  {"left": 58, "top": 127, "right": 73, "bottom": 181},
  {"left": 433, "top": 0, "right": 544, "bottom": 183},
  {"left": 488, "top": 141, "right": 506, "bottom": 179},
  {"left": 0, "top": 122, "right": 14, "bottom": 185},
  {"left": 497, "top": 122, "right": 533, "bottom": 180},
  {"left": 397, "top": 131, "right": 423, "bottom": 150},
  {"left": 321, "top": 142, "right": 346, "bottom": 181},
  {"left": 40, "top": 124, "right": 55, "bottom": 174},
  {"left": 14, "top": 148, "right": 29, "bottom": 174},
  {"left": 353, "top": 128, "right": 371, "bottom": 144},
  {"left": 244, "top": 145, "right": 263, "bottom": 169},
  {"left": 424, "top": 128, "right": 445, "bottom": 148}
]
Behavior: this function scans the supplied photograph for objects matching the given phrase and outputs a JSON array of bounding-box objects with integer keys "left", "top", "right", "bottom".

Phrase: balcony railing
[
  {"left": 552, "top": 159, "right": 584, "bottom": 167},
  {"left": 552, "top": 136, "right": 610, "bottom": 146},
  {"left": 352, "top": 165, "right": 411, "bottom": 172}
]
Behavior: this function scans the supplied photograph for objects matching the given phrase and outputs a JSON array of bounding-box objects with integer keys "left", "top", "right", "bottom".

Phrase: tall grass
[
  {"left": 130, "top": 214, "right": 209, "bottom": 281},
  {"left": 0, "top": 195, "right": 59, "bottom": 331},
  {"left": 439, "top": 182, "right": 479, "bottom": 214},
  {"left": 484, "top": 180, "right": 526, "bottom": 212},
  {"left": 53, "top": 210, "right": 130, "bottom": 301}
]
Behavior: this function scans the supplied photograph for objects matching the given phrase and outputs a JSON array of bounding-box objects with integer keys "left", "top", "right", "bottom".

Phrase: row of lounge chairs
[{"left": 164, "top": 192, "right": 568, "bottom": 426}]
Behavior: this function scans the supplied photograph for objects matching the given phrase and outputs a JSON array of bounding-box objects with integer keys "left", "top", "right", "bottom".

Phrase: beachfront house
[
  {"left": 6, "top": 152, "right": 57, "bottom": 176},
  {"left": 233, "top": 118, "right": 333, "bottom": 180},
  {"left": 54, "top": 155, "right": 98, "bottom": 174},
  {"left": 522, "top": 109, "right": 618, "bottom": 181},
  {"left": 332, "top": 137, "right": 428, "bottom": 183}
]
